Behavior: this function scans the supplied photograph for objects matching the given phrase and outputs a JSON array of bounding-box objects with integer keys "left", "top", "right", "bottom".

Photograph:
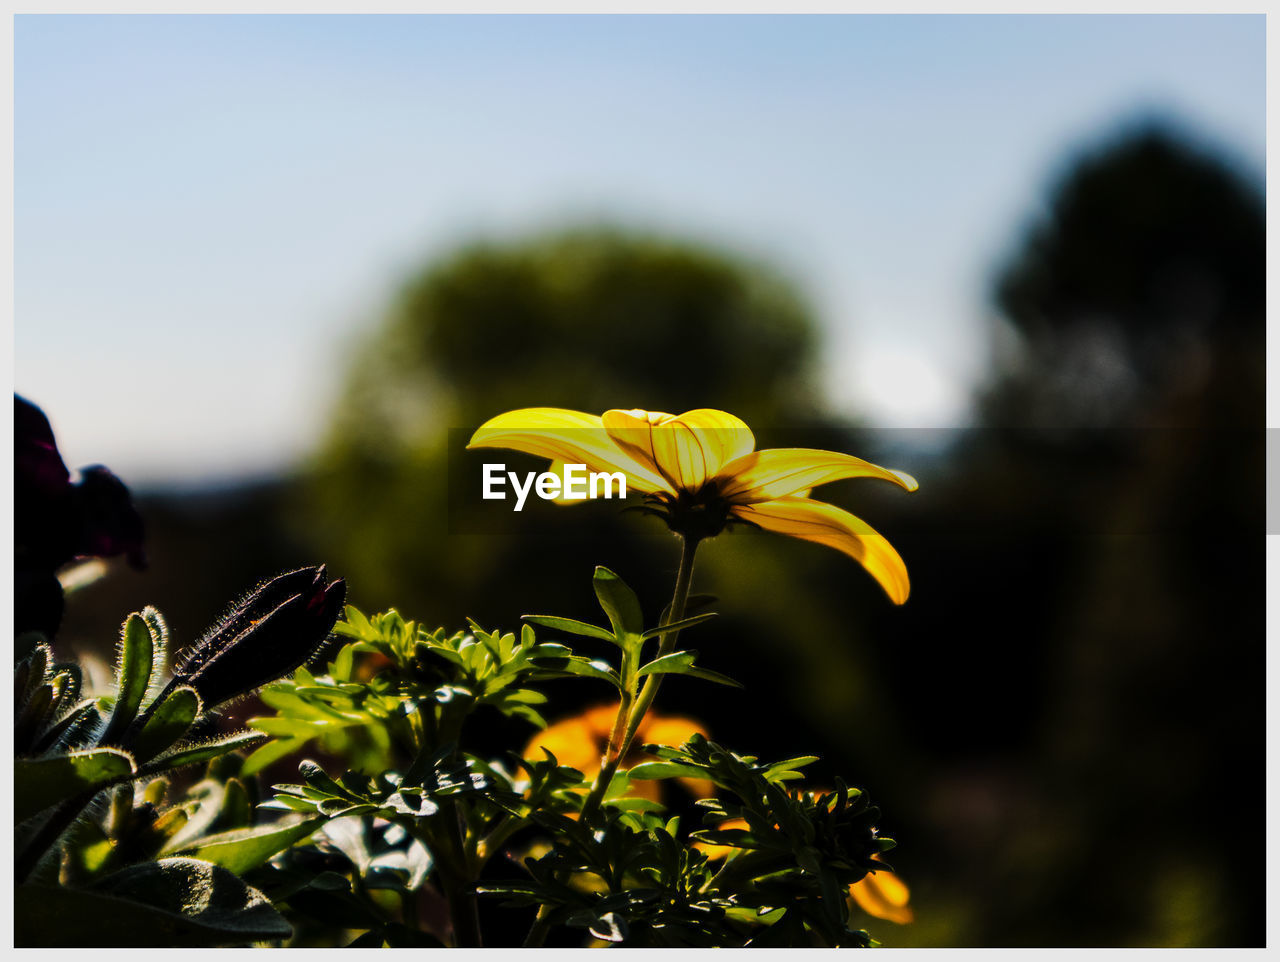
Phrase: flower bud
[{"left": 170, "top": 566, "right": 346, "bottom": 707}]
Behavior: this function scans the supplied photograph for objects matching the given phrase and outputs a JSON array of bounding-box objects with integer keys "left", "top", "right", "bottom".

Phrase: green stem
[
  {"left": 441, "top": 800, "right": 483, "bottom": 947},
  {"left": 523, "top": 905, "right": 553, "bottom": 947},
  {"left": 580, "top": 535, "right": 701, "bottom": 821}
]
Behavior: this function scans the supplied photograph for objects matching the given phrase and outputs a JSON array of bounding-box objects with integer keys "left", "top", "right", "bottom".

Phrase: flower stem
[
  {"left": 523, "top": 905, "right": 553, "bottom": 947},
  {"left": 580, "top": 535, "right": 701, "bottom": 820}
]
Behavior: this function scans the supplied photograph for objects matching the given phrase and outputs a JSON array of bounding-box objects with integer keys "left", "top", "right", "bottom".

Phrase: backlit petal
[
  {"left": 718, "top": 448, "right": 918, "bottom": 503},
  {"left": 732, "top": 497, "right": 910, "bottom": 604},
  {"left": 849, "top": 864, "right": 914, "bottom": 925},
  {"left": 600, "top": 409, "right": 677, "bottom": 483},
  {"left": 523, "top": 714, "right": 604, "bottom": 775},
  {"left": 603, "top": 408, "right": 755, "bottom": 492},
  {"left": 468, "top": 407, "right": 670, "bottom": 495},
  {"left": 636, "top": 714, "right": 715, "bottom": 799}
]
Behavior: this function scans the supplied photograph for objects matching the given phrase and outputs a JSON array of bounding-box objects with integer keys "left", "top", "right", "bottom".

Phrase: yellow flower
[
  {"left": 468, "top": 407, "right": 918, "bottom": 603},
  {"left": 524, "top": 703, "right": 714, "bottom": 802}
]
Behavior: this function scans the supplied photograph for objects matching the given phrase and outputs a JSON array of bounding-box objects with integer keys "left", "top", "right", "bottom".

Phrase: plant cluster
[{"left": 14, "top": 398, "right": 914, "bottom": 947}]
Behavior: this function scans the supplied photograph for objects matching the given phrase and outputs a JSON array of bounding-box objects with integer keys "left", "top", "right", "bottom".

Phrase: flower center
[{"left": 652, "top": 480, "right": 735, "bottom": 541}]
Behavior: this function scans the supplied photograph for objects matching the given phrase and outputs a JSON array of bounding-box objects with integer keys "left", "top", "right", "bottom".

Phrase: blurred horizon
[{"left": 15, "top": 13, "right": 1264, "bottom": 485}]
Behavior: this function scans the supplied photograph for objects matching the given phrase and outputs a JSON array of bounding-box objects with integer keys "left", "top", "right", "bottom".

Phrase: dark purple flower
[{"left": 15, "top": 395, "right": 147, "bottom": 636}]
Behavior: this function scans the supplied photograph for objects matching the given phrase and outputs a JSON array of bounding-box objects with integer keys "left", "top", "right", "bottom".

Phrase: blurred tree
[
  {"left": 327, "top": 228, "right": 819, "bottom": 460},
  {"left": 985, "top": 125, "right": 1263, "bottom": 434},
  {"left": 892, "top": 123, "right": 1266, "bottom": 946}
]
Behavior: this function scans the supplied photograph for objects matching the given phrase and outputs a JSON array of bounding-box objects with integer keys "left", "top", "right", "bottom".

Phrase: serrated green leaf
[{"left": 15, "top": 749, "right": 136, "bottom": 822}]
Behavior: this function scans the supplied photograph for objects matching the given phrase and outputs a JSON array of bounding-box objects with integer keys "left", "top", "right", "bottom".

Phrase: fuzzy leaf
[
  {"left": 102, "top": 614, "right": 154, "bottom": 744},
  {"left": 181, "top": 816, "right": 325, "bottom": 874},
  {"left": 14, "top": 858, "right": 291, "bottom": 946},
  {"left": 15, "top": 748, "right": 136, "bottom": 822},
  {"left": 130, "top": 686, "right": 201, "bottom": 763},
  {"left": 141, "top": 732, "right": 268, "bottom": 776}
]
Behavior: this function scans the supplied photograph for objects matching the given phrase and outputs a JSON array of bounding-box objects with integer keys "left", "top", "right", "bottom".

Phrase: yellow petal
[
  {"left": 635, "top": 714, "right": 714, "bottom": 799},
  {"left": 603, "top": 408, "right": 755, "bottom": 492},
  {"left": 849, "top": 866, "right": 914, "bottom": 925},
  {"left": 731, "top": 497, "right": 911, "bottom": 604},
  {"left": 468, "top": 407, "right": 670, "bottom": 495},
  {"left": 523, "top": 713, "right": 605, "bottom": 775},
  {"left": 692, "top": 817, "right": 750, "bottom": 861},
  {"left": 718, "top": 448, "right": 918, "bottom": 503}
]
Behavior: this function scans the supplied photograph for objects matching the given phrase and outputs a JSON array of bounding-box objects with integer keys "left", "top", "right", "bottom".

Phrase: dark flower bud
[{"left": 169, "top": 566, "right": 346, "bottom": 707}]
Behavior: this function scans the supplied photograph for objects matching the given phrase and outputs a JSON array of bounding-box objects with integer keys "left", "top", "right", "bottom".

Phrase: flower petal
[
  {"left": 523, "top": 713, "right": 604, "bottom": 775},
  {"left": 718, "top": 448, "right": 918, "bottom": 503},
  {"left": 468, "top": 407, "right": 670, "bottom": 495},
  {"left": 603, "top": 408, "right": 755, "bottom": 492},
  {"left": 849, "top": 864, "right": 914, "bottom": 925},
  {"left": 732, "top": 497, "right": 910, "bottom": 604}
]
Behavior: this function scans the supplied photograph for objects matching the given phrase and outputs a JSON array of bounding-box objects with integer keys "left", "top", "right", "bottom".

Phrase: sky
[{"left": 14, "top": 14, "right": 1265, "bottom": 485}]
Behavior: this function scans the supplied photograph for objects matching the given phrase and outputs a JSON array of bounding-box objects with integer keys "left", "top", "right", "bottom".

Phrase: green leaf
[
  {"left": 635, "top": 651, "right": 742, "bottom": 688},
  {"left": 626, "top": 760, "right": 708, "bottom": 781},
  {"left": 15, "top": 858, "right": 291, "bottom": 946},
  {"left": 761, "top": 756, "right": 821, "bottom": 779},
  {"left": 588, "top": 911, "right": 629, "bottom": 943},
  {"left": 521, "top": 615, "right": 617, "bottom": 644},
  {"left": 592, "top": 566, "right": 644, "bottom": 637},
  {"left": 181, "top": 816, "right": 325, "bottom": 874},
  {"left": 141, "top": 606, "right": 170, "bottom": 668},
  {"left": 101, "top": 613, "right": 154, "bottom": 744},
  {"left": 141, "top": 732, "right": 268, "bottom": 776},
  {"left": 602, "top": 796, "right": 666, "bottom": 813},
  {"left": 240, "top": 737, "right": 307, "bottom": 778},
  {"left": 530, "top": 653, "right": 621, "bottom": 689},
  {"left": 130, "top": 686, "right": 201, "bottom": 763},
  {"left": 15, "top": 749, "right": 136, "bottom": 822},
  {"left": 639, "top": 611, "right": 718, "bottom": 638}
]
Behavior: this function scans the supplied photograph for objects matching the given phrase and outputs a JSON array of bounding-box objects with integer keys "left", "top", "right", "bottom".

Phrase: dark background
[{"left": 47, "top": 120, "right": 1264, "bottom": 946}]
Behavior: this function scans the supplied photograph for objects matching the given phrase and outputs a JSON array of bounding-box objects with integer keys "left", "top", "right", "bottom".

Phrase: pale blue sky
[{"left": 15, "top": 14, "right": 1265, "bottom": 484}]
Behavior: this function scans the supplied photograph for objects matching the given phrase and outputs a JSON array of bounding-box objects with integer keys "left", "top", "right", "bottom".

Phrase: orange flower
[
  {"left": 849, "top": 855, "right": 914, "bottom": 925},
  {"left": 523, "top": 704, "right": 713, "bottom": 801}
]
